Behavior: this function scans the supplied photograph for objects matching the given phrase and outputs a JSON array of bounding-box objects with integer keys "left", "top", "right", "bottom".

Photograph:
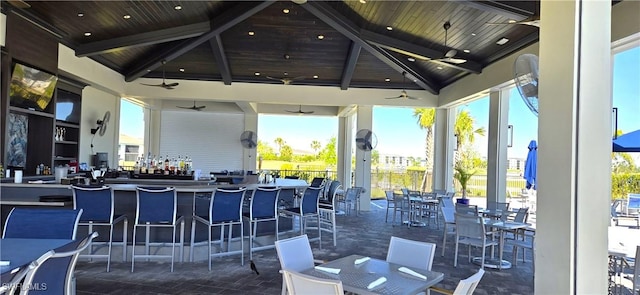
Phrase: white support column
[
  {"left": 337, "top": 115, "right": 354, "bottom": 188},
  {"left": 145, "top": 107, "right": 161, "bottom": 156},
  {"left": 432, "top": 108, "right": 455, "bottom": 193},
  {"left": 354, "top": 106, "right": 372, "bottom": 211},
  {"left": 485, "top": 89, "right": 510, "bottom": 206},
  {"left": 536, "top": 1, "right": 611, "bottom": 294},
  {"left": 243, "top": 114, "right": 258, "bottom": 172}
]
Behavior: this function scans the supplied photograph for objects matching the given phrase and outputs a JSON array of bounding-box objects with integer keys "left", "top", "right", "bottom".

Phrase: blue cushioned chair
[
  {"left": 190, "top": 188, "right": 246, "bottom": 270},
  {"left": 131, "top": 187, "right": 184, "bottom": 272},
  {"left": 21, "top": 232, "right": 98, "bottom": 295},
  {"left": 243, "top": 187, "right": 281, "bottom": 260},
  {"left": 280, "top": 186, "right": 322, "bottom": 243},
  {"left": 71, "top": 185, "right": 128, "bottom": 272},
  {"left": 3, "top": 208, "right": 83, "bottom": 239}
]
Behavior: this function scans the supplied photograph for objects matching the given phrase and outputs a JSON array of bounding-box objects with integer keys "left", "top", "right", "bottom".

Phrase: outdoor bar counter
[{"left": 0, "top": 177, "right": 307, "bottom": 252}]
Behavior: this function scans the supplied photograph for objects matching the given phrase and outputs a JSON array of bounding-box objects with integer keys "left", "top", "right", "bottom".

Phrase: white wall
[
  {"left": 0, "top": 13, "right": 6, "bottom": 47},
  {"left": 79, "top": 87, "right": 120, "bottom": 167}
]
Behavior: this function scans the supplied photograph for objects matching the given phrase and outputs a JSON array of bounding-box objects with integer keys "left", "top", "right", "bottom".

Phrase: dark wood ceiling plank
[
  {"left": 458, "top": 0, "right": 534, "bottom": 20},
  {"left": 362, "top": 29, "right": 482, "bottom": 74},
  {"left": 483, "top": 31, "right": 539, "bottom": 65},
  {"left": 75, "top": 21, "right": 211, "bottom": 57},
  {"left": 125, "top": 1, "right": 275, "bottom": 82},
  {"left": 340, "top": 41, "right": 361, "bottom": 90},
  {"left": 300, "top": 1, "right": 440, "bottom": 94},
  {"left": 209, "top": 35, "right": 232, "bottom": 85}
]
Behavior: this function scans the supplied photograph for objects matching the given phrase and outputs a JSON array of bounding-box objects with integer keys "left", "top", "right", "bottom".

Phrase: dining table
[
  {"left": 302, "top": 254, "right": 444, "bottom": 295},
  {"left": 608, "top": 226, "right": 640, "bottom": 295},
  {"left": 0, "top": 238, "right": 74, "bottom": 283},
  {"left": 472, "top": 220, "right": 530, "bottom": 270}
]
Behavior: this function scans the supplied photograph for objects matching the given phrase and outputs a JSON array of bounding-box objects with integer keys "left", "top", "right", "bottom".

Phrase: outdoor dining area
[{"left": 0, "top": 178, "right": 538, "bottom": 295}]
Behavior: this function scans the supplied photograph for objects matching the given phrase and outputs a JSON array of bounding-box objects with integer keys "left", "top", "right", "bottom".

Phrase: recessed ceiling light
[
  {"left": 248, "top": 31, "right": 255, "bottom": 36},
  {"left": 436, "top": 66, "right": 443, "bottom": 70},
  {"left": 508, "top": 19, "right": 517, "bottom": 24},
  {"left": 463, "top": 49, "right": 470, "bottom": 53},
  {"left": 385, "top": 78, "right": 391, "bottom": 82},
  {"left": 317, "top": 35, "right": 324, "bottom": 40},
  {"left": 174, "top": 5, "right": 182, "bottom": 10},
  {"left": 179, "top": 68, "right": 185, "bottom": 72},
  {"left": 386, "top": 26, "right": 393, "bottom": 31},
  {"left": 359, "top": 0, "right": 366, "bottom": 3},
  {"left": 313, "top": 75, "right": 318, "bottom": 79},
  {"left": 84, "top": 32, "right": 92, "bottom": 36},
  {"left": 77, "top": 13, "right": 84, "bottom": 17},
  {"left": 471, "top": 33, "right": 476, "bottom": 36},
  {"left": 407, "top": 57, "right": 415, "bottom": 62},
  {"left": 254, "top": 72, "right": 260, "bottom": 76},
  {"left": 496, "top": 37, "right": 510, "bottom": 45},
  {"left": 283, "top": 8, "right": 290, "bottom": 14},
  {"left": 123, "top": 15, "right": 131, "bottom": 19}
]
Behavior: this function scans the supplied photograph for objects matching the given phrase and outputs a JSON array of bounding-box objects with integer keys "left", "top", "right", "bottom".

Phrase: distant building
[
  {"left": 508, "top": 158, "right": 526, "bottom": 171},
  {"left": 118, "top": 134, "right": 144, "bottom": 166},
  {"left": 378, "top": 153, "right": 422, "bottom": 169}
]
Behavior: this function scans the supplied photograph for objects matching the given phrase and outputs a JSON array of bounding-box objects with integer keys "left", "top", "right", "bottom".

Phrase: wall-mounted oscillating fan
[
  {"left": 514, "top": 54, "right": 539, "bottom": 116},
  {"left": 355, "top": 129, "right": 378, "bottom": 151},
  {"left": 91, "top": 111, "right": 111, "bottom": 136},
  {"left": 240, "top": 130, "right": 258, "bottom": 149}
]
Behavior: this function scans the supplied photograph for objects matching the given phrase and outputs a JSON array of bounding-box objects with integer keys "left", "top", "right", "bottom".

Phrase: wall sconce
[
  {"left": 453, "top": 133, "right": 459, "bottom": 151},
  {"left": 612, "top": 107, "right": 618, "bottom": 139},
  {"left": 507, "top": 125, "right": 514, "bottom": 147}
]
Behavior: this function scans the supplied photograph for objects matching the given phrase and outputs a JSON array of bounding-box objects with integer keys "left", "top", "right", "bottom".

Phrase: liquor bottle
[
  {"left": 179, "top": 155, "right": 185, "bottom": 173},
  {"left": 164, "top": 155, "right": 169, "bottom": 171},
  {"left": 134, "top": 157, "right": 140, "bottom": 174}
]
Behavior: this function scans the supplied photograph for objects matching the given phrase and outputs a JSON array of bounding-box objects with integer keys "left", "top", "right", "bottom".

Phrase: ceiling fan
[
  {"left": 177, "top": 101, "right": 206, "bottom": 111},
  {"left": 141, "top": 60, "right": 179, "bottom": 89},
  {"left": 427, "top": 21, "right": 467, "bottom": 65},
  {"left": 384, "top": 72, "right": 422, "bottom": 100},
  {"left": 266, "top": 73, "right": 305, "bottom": 85},
  {"left": 285, "top": 105, "right": 314, "bottom": 114},
  {"left": 487, "top": 15, "right": 540, "bottom": 27}
]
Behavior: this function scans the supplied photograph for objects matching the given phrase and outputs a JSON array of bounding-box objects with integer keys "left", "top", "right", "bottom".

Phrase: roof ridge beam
[
  {"left": 362, "top": 29, "right": 482, "bottom": 74},
  {"left": 125, "top": 1, "right": 275, "bottom": 82},
  {"left": 300, "top": 1, "right": 440, "bottom": 95},
  {"left": 76, "top": 22, "right": 211, "bottom": 57}
]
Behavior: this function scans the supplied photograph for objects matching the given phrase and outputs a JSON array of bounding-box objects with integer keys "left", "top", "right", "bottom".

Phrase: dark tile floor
[{"left": 75, "top": 200, "right": 534, "bottom": 294}]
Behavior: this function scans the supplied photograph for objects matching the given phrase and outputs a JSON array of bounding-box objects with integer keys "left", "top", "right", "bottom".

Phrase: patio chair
[
  {"left": 384, "top": 190, "right": 396, "bottom": 222},
  {"left": 3, "top": 208, "right": 83, "bottom": 239},
  {"left": 191, "top": 188, "right": 246, "bottom": 270},
  {"left": 1, "top": 251, "right": 54, "bottom": 295},
  {"left": 441, "top": 204, "right": 456, "bottom": 257},
  {"left": 611, "top": 199, "right": 640, "bottom": 227},
  {"left": 274, "top": 235, "right": 325, "bottom": 295},
  {"left": 455, "top": 204, "right": 478, "bottom": 216},
  {"left": 243, "top": 187, "right": 280, "bottom": 260},
  {"left": 71, "top": 185, "right": 128, "bottom": 272},
  {"left": 392, "top": 191, "right": 411, "bottom": 227},
  {"left": 339, "top": 187, "right": 363, "bottom": 216},
  {"left": 454, "top": 213, "right": 498, "bottom": 269},
  {"left": 281, "top": 269, "right": 344, "bottom": 295},
  {"left": 319, "top": 180, "right": 342, "bottom": 246},
  {"left": 386, "top": 236, "right": 436, "bottom": 271},
  {"left": 132, "top": 187, "right": 185, "bottom": 272},
  {"left": 506, "top": 226, "right": 535, "bottom": 271},
  {"left": 21, "top": 232, "right": 99, "bottom": 295},
  {"left": 429, "top": 269, "right": 485, "bottom": 295}
]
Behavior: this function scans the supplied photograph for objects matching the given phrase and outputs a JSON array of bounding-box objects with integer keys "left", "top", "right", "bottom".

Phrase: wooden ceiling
[{"left": 2, "top": 0, "right": 542, "bottom": 95}]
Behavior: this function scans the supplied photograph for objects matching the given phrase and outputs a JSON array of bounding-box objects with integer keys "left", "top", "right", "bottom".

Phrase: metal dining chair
[
  {"left": 319, "top": 180, "right": 342, "bottom": 246},
  {"left": 281, "top": 268, "right": 344, "bottom": 295},
  {"left": 3, "top": 208, "right": 83, "bottom": 239},
  {"left": 243, "top": 187, "right": 280, "bottom": 260},
  {"left": 280, "top": 186, "right": 323, "bottom": 243},
  {"left": 454, "top": 213, "right": 498, "bottom": 269}
]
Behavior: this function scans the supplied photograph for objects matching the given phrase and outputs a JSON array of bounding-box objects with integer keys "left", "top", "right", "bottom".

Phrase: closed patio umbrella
[{"left": 524, "top": 140, "right": 537, "bottom": 190}]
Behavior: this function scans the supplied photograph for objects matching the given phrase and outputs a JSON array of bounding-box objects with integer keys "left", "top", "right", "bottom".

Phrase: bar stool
[
  {"left": 131, "top": 187, "right": 184, "bottom": 272},
  {"left": 71, "top": 185, "right": 128, "bottom": 272},
  {"left": 242, "top": 187, "right": 281, "bottom": 260},
  {"left": 190, "top": 188, "right": 246, "bottom": 270}
]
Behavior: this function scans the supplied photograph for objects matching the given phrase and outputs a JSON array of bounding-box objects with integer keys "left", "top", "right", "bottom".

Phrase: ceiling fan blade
[
  {"left": 164, "top": 82, "right": 179, "bottom": 87},
  {"left": 176, "top": 106, "right": 193, "bottom": 109},
  {"left": 300, "top": 111, "right": 314, "bottom": 114},
  {"left": 407, "top": 96, "right": 422, "bottom": 100},
  {"left": 285, "top": 110, "right": 300, "bottom": 113},
  {"left": 384, "top": 95, "right": 402, "bottom": 99},
  {"left": 442, "top": 57, "right": 467, "bottom": 64},
  {"left": 266, "top": 76, "right": 282, "bottom": 82},
  {"left": 140, "top": 83, "right": 164, "bottom": 87},
  {"left": 194, "top": 106, "right": 206, "bottom": 110},
  {"left": 444, "top": 49, "right": 458, "bottom": 58}
]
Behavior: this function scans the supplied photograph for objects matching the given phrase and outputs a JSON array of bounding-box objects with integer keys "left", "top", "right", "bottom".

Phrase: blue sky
[{"left": 121, "top": 46, "right": 639, "bottom": 160}]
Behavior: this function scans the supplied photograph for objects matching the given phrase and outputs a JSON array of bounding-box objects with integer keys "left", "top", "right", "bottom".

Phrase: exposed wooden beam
[
  {"left": 458, "top": 0, "right": 534, "bottom": 20},
  {"left": 125, "top": 1, "right": 275, "bottom": 82},
  {"left": 362, "top": 30, "right": 483, "bottom": 74},
  {"left": 8, "top": 7, "right": 67, "bottom": 39},
  {"left": 301, "top": 1, "right": 440, "bottom": 94},
  {"left": 340, "top": 42, "right": 361, "bottom": 90},
  {"left": 76, "top": 22, "right": 211, "bottom": 57},
  {"left": 209, "top": 35, "right": 232, "bottom": 85}
]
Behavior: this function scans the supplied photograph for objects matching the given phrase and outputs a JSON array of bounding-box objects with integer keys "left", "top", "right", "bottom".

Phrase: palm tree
[
  {"left": 454, "top": 110, "right": 486, "bottom": 165},
  {"left": 274, "top": 137, "right": 285, "bottom": 155},
  {"left": 413, "top": 108, "right": 436, "bottom": 191},
  {"left": 310, "top": 140, "right": 321, "bottom": 157}
]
